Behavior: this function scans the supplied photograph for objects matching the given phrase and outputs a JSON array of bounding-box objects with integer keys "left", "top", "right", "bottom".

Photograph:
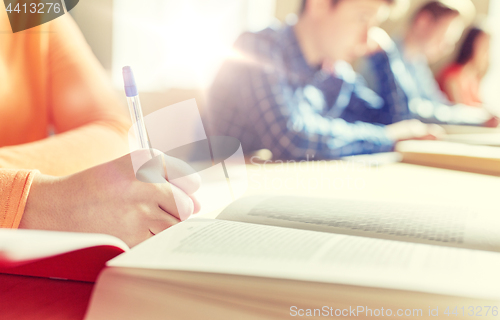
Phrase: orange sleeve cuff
[{"left": 0, "top": 169, "right": 39, "bottom": 229}]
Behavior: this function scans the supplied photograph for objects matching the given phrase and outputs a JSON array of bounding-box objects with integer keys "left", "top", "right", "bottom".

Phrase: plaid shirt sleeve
[
  {"left": 363, "top": 48, "right": 491, "bottom": 126},
  {"left": 355, "top": 52, "right": 413, "bottom": 125},
  {"left": 207, "top": 32, "right": 395, "bottom": 160}
]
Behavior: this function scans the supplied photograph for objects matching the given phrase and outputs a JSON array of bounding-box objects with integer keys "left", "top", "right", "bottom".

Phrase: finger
[
  {"left": 485, "top": 117, "right": 499, "bottom": 128},
  {"left": 427, "top": 124, "right": 445, "bottom": 138},
  {"left": 416, "top": 134, "right": 438, "bottom": 141},
  {"left": 191, "top": 194, "right": 201, "bottom": 214},
  {"left": 162, "top": 155, "right": 201, "bottom": 195},
  {"left": 131, "top": 149, "right": 201, "bottom": 194},
  {"left": 130, "top": 148, "right": 164, "bottom": 177},
  {"left": 411, "top": 122, "right": 430, "bottom": 138},
  {"left": 135, "top": 153, "right": 202, "bottom": 194},
  {"left": 156, "top": 182, "right": 194, "bottom": 221},
  {"left": 149, "top": 207, "right": 181, "bottom": 236}
]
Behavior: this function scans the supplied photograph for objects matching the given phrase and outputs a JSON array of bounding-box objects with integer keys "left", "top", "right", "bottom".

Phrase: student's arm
[
  {"left": 443, "top": 76, "right": 464, "bottom": 105},
  {"left": 366, "top": 49, "right": 494, "bottom": 126},
  {"left": 414, "top": 60, "right": 452, "bottom": 106},
  {"left": 0, "top": 170, "right": 38, "bottom": 228},
  {"left": 0, "top": 15, "right": 130, "bottom": 176},
  {"left": 353, "top": 51, "right": 411, "bottom": 124},
  {"left": 17, "top": 150, "right": 201, "bottom": 248},
  {"left": 220, "top": 34, "right": 397, "bottom": 159},
  {"left": 253, "top": 71, "right": 396, "bottom": 158}
]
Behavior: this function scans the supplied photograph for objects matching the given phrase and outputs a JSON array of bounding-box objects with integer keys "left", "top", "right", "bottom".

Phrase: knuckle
[
  {"left": 177, "top": 173, "right": 202, "bottom": 194},
  {"left": 173, "top": 189, "right": 194, "bottom": 219},
  {"left": 190, "top": 172, "right": 202, "bottom": 192}
]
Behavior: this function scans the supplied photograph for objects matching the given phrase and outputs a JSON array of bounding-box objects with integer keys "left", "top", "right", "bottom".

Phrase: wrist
[{"left": 19, "top": 173, "right": 62, "bottom": 230}]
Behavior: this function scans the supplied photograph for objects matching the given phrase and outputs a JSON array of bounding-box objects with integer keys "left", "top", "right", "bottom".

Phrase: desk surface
[
  {"left": 240, "top": 157, "right": 500, "bottom": 216},
  {"left": 2, "top": 159, "right": 499, "bottom": 320}
]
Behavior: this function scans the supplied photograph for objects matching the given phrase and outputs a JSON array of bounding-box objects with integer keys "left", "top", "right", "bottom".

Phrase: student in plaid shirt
[
  {"left": 206, "top": 0, "right": 443, "bottom": 160},
  {"left": 357, "top": 0, "right": 498, "bottom": 127}
]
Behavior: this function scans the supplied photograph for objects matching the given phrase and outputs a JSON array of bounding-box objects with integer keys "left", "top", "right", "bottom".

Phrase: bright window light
[
  {"left": 482, "top": 0, "right": 500, "bottom": 112},
  {"left": 112, "top": 0, "right": 276, "bottom": 91}
]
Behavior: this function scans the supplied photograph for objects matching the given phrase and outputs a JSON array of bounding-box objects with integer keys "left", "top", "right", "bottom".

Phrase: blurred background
[{"left": 70, "top": 0, "right": 499, "bottom": 116}]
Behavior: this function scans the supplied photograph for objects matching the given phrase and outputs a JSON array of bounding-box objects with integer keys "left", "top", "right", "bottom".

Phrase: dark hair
[
  {"left": 300, "top": 0, "right": 394, "bottom": 15},
  {"left": 456, "top": 27, "right": 485, "bottom": 65},
  {"left": 412, "top": 1, "right": 459, "bottom": 23}
]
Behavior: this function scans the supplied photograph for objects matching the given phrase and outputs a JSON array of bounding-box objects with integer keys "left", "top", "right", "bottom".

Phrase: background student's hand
[
  {"left": 484, "top": 116, "right": 499, "bottom": 128},
  {"left": 19, "top": 150, "right": 201, "bottom": 247},
  {"left": 385, "top": 119, "right": 445, "bottom": 142}
]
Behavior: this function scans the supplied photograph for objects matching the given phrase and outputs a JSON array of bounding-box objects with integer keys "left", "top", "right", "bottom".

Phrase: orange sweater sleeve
[
  {"left": 0, "top": 170, "right": 38, "bottom": 228},
  {"left": 0, "top": 11, "right": 131, "bottom": 228},
  {"left": 0, "top": 14, "right": 131, "bottom": 177}
]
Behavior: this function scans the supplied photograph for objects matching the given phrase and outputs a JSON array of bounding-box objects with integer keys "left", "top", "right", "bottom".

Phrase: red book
[{"left": 0, "top": 229, "right": 128, "bottom": 283}]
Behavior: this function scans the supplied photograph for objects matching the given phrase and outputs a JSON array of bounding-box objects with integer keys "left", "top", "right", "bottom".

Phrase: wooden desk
[
  {"left": 243, "top": 156, "right": 500, "bottom": 213},
  {"left": 2, "top": 158, "right": 499, "bottom": 319}
]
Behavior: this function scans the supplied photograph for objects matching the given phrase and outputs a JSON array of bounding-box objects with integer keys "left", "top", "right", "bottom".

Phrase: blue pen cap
[{"left": 123, "top": 66, "right": 138, "bottom": 97}]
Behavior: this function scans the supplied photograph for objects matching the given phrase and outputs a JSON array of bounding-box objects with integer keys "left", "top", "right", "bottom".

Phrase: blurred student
[
  {"left": 0, "top": 10, "right": 200, "bottom": 247},
  {"left": 358, "top": 0, "right": 497, "bottom": 127},
  {"left": 206, "top": 0, "right": 442, "bottom": 160},
  {"left": 437, "top": 26, "right": 491, "bottom": 107}
]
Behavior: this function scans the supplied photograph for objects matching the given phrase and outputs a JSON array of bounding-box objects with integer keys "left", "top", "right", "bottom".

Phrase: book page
[
  {"left": 108, "top": 219, "right": 500, "bottom": 300},
  {"left": 215, "top": 196, "right": 500, "bottom": 252}
]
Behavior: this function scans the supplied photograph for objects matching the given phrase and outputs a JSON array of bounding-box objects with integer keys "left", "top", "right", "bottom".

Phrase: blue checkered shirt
[
  {"left": 205, "top": 26, "right": 395, "bottom": 160},
  {"left": 357, "top": 39, "right": 490, "bottom": 125}
]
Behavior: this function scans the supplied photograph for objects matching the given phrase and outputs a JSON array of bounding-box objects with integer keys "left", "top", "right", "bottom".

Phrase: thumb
[{"left": 130, "top": 148, "right": 164, "bottom": 178}]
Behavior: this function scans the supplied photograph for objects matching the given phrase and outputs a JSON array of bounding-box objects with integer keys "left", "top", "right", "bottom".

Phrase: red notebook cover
[
  {"left": 0, "top": 229, "right": 128, "bottom": 283},
  {"left": 0, "top": 245, "right": 125, "bottom": 283}
]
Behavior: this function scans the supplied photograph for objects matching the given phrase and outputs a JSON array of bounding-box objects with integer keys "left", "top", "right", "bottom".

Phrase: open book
[{"left": 82, "top": 196, "right": 500, "bottom": 320}]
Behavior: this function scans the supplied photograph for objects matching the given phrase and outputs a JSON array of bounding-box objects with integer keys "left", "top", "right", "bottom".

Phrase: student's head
[
  {"left": 408, "top": 1, "right": 473, "bottom": 63},
  {"left": 299, "top": 0, "right": 394, "bottom": 63},
  {"left": 456, "top": 27, "right": 491, "bottom": 76}
]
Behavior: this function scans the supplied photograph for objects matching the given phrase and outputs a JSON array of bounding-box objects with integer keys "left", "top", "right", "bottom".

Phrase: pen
[{"left": 122, "top": 66, "right": 155, "bottom": 158}]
